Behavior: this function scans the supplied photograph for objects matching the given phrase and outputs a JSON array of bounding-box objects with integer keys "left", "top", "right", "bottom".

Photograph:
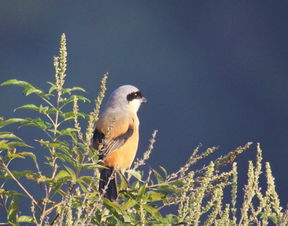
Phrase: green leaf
[
  {"left": 8, "top": 152, "right": 25, "bottom": 159},
  {"left": 8, "top": 141, "right": 33, "bottom": 148},
  {"left": 126, "top": 169, "right": 142, "bottom": 181},
  {"left": 0, "top": 118, "right": 27, "bottom": 128},
  {"left": 81, "top": 163, "right": 102, "bottom": 170},
  {"left": 137, "top": 184, "right": 146, "bottom": 196},
  {"left": 59, "top": 95, "right": 90, "bottom": 106},
  {"left": 0, "top": 140, "right": 10, "bottom": 149},
  {"left": 164, "top": 214, "right": 178, "bottom": 224},
  {"left": 142, "top": 204, "right": 163, "bottom": 222},
  {"left": 1, "top": 79, "right": 44, "bottom": 96},
  {"left": 47, "top": 82, "right": 57, "bottom": 94},
  {"left": 56, "top": 153, "right": 76, "bottom": 167},
  {"left": 158, "top": 184, "right": 176, "bottom": 193},
  {"left": 145, "top": 191, "right": 166, "bottom": 202},
  {"left": 17, "top": 215, "right": 34, "bottom": 223},
  {"left": 121, "top": 199, "right": 137, "bottom": 210},
  {"left": 152, "top": 169, "right": 164, "bottom": 183},
  {"left": 20, "top": 118, "right": 52, "bottom": 130},
  {"left": 62, "top": 87, "right": 86, "bottom": 94},
  {"left": 54, "top": 170, "right": 70, "bottom": 181},
  {"left": 61, "top": 112, "right": 86, "bottom": 120},
  {"left": 0, "top": 189, "right": 25, "bottom": 197},
  {"left": 64, "top": 165, "right": 77, "bottom": 182},
  {"left": 17, "top": 152, "right": 38, "bottom": 167},
  {"left": 104, "top": 199, "right": 125, "bottom": 222},
  {"left": 36, "top": 140, "right": 70, "bottom": 153},
  {"left": 0, "top": 132, "right": 23, "bottom": 141},
  {"left": 119, "top": 172, "right": 128, "bottom": 191},
  {"left": 14, "top": 104, "right": 51, "bottom": 114},
  {"left": 14, "top": 104, "right": 39, "bottom": 112},
  {"left": 77, "top": 176, "right": 94, "bottom": 185},
  {"left": 3, "top": 170, "right": 34, "bottom": 180},
  {"left": 7, "top": 197, "right": 18, "bottom": 224},
  {"left": 170, "top": 180, "right": 185, "bottom": 186},
  {"left": 59, "top": 128, "right": 77, "bottom": 138},
  {"left": 268, "top": 214, "right": 279, "bottom": 224},
  {"left": 47, "top": 107, "right": 57, "bottom": 114},
  {"left": 159, "top": 166, "right": 167, "bottom": 178}
]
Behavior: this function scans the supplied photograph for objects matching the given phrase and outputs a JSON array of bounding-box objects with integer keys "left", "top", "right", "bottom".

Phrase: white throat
[{"left": 128, "top": 99, "right": 142, "bottom": 113}]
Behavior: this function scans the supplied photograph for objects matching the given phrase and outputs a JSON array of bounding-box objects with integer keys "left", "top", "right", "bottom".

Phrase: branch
[{"left": 0, "top": 158, "right": 42, "bottom": 212}]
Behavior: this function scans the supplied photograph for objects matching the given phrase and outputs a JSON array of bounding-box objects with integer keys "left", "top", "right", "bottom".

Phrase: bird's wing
[{"left": 92, "top": 114, "right": 134, "bottom": 159}]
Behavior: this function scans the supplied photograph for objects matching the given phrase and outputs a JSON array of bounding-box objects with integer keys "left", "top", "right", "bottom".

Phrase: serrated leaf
[
  {"left": 15, "top": 104, "right": 50, "bottom": 114},
  {"left": 8, "top": 141, "right": 33, "bottom": 148},
  {"left": 1, "top": 79, "right": 44, "bottom": 96},
  {"left": 14, "top": 104, "right": 40, "bottom": 112},
  {"left": 19, "top": 118, "right": 52, "bottom": 130},
  {"left": 0, "top": 118, "right": 27, "bottom": 128},
  {"left": 0, "top": 132, "right": 23, "bottom": 141}
]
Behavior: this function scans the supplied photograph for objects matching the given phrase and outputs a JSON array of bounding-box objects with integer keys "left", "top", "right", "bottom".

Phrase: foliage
[{"left": 0, "top": 34, "right": 287, "bottom": 225}]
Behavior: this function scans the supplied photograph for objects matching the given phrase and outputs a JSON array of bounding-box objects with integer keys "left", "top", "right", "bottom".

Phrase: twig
[{"left": 0, "top": 159, "right": 42, "bottom": 212}]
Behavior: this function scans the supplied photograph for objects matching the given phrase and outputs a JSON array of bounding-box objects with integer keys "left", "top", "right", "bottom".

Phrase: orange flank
[{"left": 104, "top": 128, "right": 139, "bottom": 170}]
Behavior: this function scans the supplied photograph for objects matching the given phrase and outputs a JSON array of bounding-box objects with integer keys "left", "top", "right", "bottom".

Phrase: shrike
[{"left": 92, "top": 85, "right": 147, "bottom": 200}]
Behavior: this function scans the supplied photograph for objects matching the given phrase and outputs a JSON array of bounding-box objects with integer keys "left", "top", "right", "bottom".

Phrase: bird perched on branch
[{"left": 92, "top": 85, "right": 147, "bottom": 200}]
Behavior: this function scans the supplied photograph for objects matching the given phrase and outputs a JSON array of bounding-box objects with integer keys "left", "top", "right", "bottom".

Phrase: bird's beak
[{"left": 142, "top": 97, "right": 148, "bottom": 104}]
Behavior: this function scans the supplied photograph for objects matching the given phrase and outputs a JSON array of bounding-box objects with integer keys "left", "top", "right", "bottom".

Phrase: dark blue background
[{"left": 1, "top": 0, "right": 288, "bottom": 218}]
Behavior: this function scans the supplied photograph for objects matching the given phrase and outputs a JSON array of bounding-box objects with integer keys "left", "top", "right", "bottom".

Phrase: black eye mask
[{"left": 126, "top": 91, "right": 142, "bottom": 102}]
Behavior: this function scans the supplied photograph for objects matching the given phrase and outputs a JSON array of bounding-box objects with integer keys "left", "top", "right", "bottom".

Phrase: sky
[{"left": 1, "top": 0, "right": 288, "bottom": 218}]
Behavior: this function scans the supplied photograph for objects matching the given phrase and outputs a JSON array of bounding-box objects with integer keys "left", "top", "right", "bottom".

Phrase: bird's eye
[
  {"left": 135, "top": 91, "right": 142, "bottom": 98},
  {"left": 127, "top": 91, "right": 142, "bottom": 101}
]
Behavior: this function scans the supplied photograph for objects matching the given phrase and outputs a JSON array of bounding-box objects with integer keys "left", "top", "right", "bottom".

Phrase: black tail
[{"left": 99, "top": 167, "right": 117, "bottom": 200}]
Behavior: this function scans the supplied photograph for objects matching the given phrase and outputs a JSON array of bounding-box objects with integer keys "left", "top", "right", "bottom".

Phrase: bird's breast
[{"left": 103, "top": 127, "right": 139, "bottom": 170}]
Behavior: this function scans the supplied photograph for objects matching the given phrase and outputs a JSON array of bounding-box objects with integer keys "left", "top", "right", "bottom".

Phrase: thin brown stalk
[{"left": 0, "top": 159, "right": 42, "bottom": 212}]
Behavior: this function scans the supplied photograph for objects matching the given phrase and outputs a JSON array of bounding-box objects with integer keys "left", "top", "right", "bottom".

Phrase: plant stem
[{"left": 0, "top": 159, "right": 42, "bottom": 212}]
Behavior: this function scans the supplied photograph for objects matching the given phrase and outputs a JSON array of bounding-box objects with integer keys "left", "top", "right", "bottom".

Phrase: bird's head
[{"left": 108, "top": 85, "right": 147, "bottom": 113}]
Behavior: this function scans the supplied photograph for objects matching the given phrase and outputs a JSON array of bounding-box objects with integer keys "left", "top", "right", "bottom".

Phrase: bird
[{"left": 92, "top": 85, "right": 147, "bottom": 200}]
